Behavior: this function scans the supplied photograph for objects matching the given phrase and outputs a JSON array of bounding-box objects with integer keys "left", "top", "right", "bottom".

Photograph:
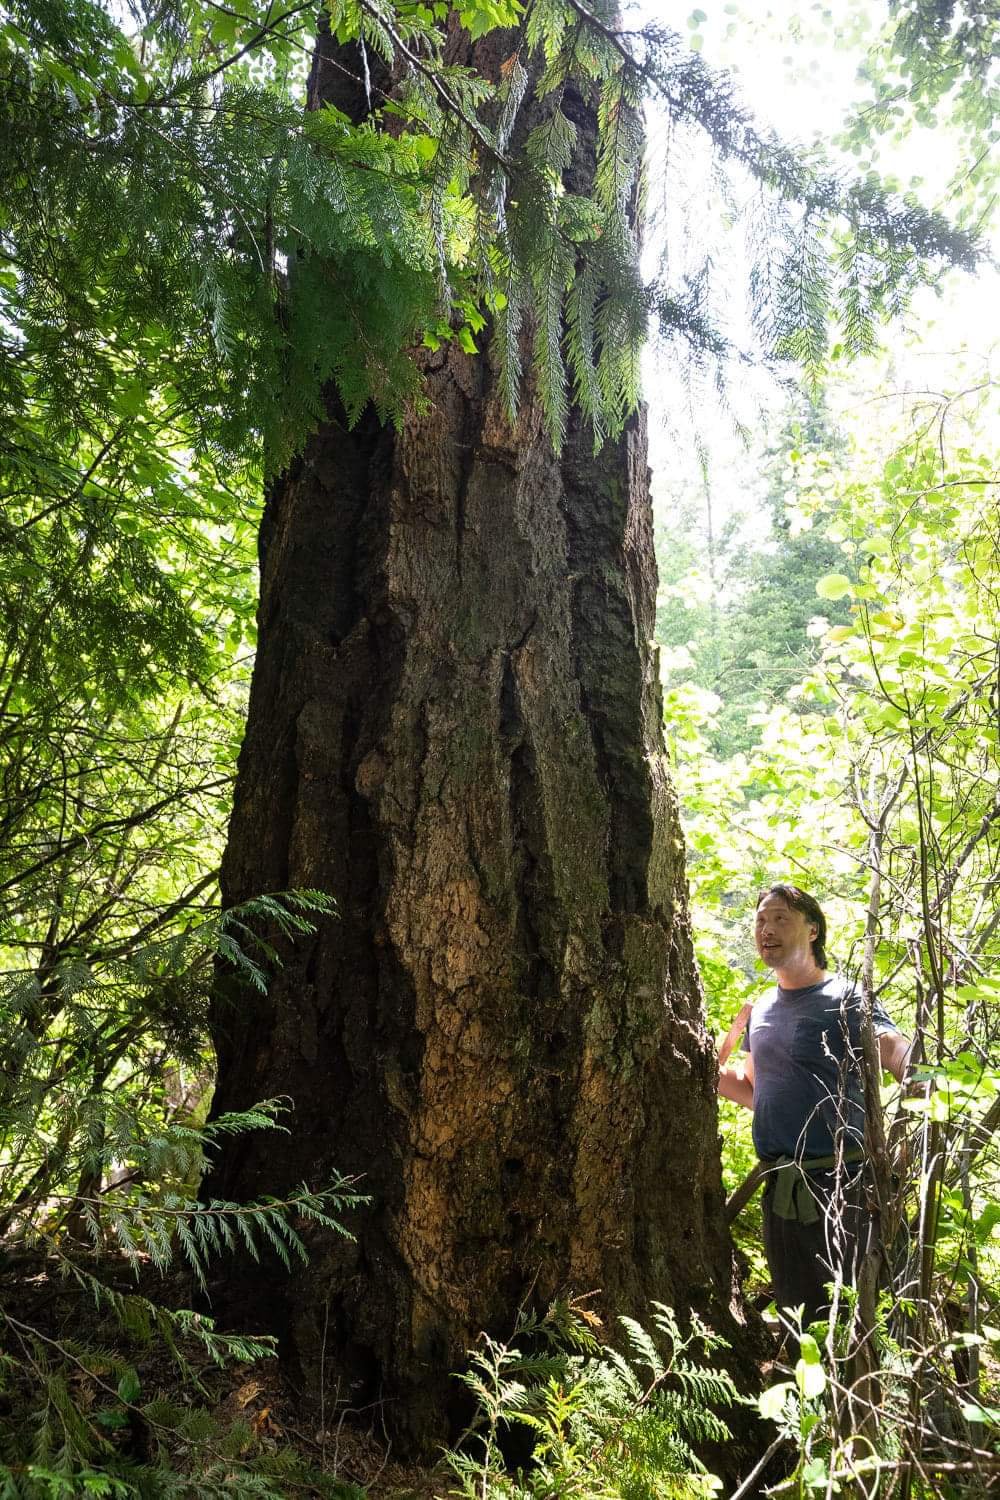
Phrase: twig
[{"left": 726, "top": 1433, "right": 786, "bottom": 1500}]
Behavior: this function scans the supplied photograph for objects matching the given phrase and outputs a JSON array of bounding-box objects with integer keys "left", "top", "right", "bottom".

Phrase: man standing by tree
[{"left": 719, "top": 884, "right": 910, "bottom": 1328}]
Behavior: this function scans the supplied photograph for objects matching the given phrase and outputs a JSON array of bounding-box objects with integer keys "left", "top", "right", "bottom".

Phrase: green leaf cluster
[
  {"left": 448, "top": 1299, "right": 738, "bottom": 1499},
  {"left": 841, "top": 0, "right": 1000, "bottom": 237},
  {"left": 665, "top": 357, "right": 1000, "bottom": 1485},
  {"left": 655, "top": 401, "right": 856, "bottom": 761}
]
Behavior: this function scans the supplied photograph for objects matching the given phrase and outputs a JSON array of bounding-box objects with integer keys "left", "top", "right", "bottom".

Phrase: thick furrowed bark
[
  {"left": 208, "top": 344, "right": 749, "bottom": 1445},
  {"left": 207, "top": 16, "right": 757, "bottom": 1458}
]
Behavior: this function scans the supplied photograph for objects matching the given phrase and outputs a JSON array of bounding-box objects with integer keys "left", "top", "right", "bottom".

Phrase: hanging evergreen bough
[
  {"left": 0, "top": 0, "right": 982, "bottom": 475},
  {"left": 0, "top": 893, "right": 339, "bottom": 1235}
]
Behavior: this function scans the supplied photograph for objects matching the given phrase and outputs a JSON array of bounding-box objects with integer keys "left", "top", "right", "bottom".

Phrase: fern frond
[{"left": 618, "top": 1315, "right": 665, "bottom": 1381}]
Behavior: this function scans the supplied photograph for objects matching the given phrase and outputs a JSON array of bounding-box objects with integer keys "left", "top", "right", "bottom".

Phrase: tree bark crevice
[
  {"left": 208, "top": 340, "right": 753, "bottom": 1448},
  {"left": 207, "top": 15, "right": 759, "bottom": 1451}
]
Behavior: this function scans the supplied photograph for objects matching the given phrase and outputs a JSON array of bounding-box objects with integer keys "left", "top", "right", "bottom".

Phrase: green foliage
[
  {"left": 76, "top": 1175, "right": 363, "bottom": 1292},
  {"left": 0, "top": 0, "right": 982, "bottom": 508},
  {"left": 0, "top": 1148, "right": 367, "bottom": 1497},
  {"left": 665, "top": 358, "right": 1000, "bottom": 1489},
  {"left": 0, "top": 0, "right": 436, "bottom": 466},
  {"left": 447, "top": 1300, "right": 739, "bottom": 1499},
  {"left": 638, "top": 23, "right": 978, "bottom": 385},
  {"left": 655, "top": 403, "right": 856, "bottom": 759},
  {"left": 0, "top": 1335, "right": 366, "bottom": 1498},
  {"left": 666, "top": 370, "right": 1000, "bottom": 1009},
  {"left": 0, "top": 884, "right": 364, "bottom": 1493},
  {"left": 842, "top": 0, "right": 1000, "bottom": 237},
  {"left": 0, "top": 892, "right": 337, "bottom": 1238},
  {"left": 756, "top": 1304, "right": 1000, "bottom": 1497},
  {"left": 0, "top": 1084, "right": 365, "bottom": 1498}
]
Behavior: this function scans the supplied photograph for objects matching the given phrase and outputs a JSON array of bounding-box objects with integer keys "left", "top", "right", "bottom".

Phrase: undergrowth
[
  {"left": 446, "top": 1299, "right": 741, "bottom": 1499},
  {"left": 0, "top": 891, "right": 369, "bottom": 1498}
]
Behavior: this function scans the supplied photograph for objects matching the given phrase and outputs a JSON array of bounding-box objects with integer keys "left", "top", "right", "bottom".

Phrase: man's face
[{"left": 754, "top": 894, "right": 818, "bottom": 972}]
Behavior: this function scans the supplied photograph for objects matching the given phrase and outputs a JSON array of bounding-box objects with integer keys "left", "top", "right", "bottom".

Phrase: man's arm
[
  {"left": 878, "top": 1029, "right": 912, "bottom": 1083},
  {"left": 718, "top": 1052, "right": 754, "bottom": 1110}
]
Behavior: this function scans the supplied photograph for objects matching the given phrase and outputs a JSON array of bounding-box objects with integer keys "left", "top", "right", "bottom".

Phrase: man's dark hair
[{"left": 756, "top": 883, "right": 828, "bottom": 968}]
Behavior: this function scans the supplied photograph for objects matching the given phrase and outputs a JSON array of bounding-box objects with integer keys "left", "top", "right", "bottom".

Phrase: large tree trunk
[{"left": 208, "top": 25, "right": 749, "bottom": 1456}]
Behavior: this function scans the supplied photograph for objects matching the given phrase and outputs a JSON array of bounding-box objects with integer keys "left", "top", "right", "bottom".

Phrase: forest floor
[
  {"left": 3, "top": 1254, "right": 787, "bottom": 1497},
  {"left": 3, "top": 1256, "right": 462, "bottom": 1497}
]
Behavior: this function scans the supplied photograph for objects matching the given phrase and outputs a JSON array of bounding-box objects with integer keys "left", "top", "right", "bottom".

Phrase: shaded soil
[{"left": 1, "top": 1251, "right": 780, "bottom": 1496}]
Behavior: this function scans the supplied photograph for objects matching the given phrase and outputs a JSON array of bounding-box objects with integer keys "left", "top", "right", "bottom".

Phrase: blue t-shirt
[{"left": 746, "top": 974, "right": 898, "bottom": 1161}]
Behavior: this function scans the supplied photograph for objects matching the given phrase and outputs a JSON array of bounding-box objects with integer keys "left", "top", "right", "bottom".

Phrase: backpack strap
[{"left": 718, "top": 1002, "right": 753, "bottom": 1065}]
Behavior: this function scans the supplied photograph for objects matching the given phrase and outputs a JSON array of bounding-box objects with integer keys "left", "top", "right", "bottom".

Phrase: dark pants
[{"left": 762, "top": 1164, "right": 875, "bottom": 1329}]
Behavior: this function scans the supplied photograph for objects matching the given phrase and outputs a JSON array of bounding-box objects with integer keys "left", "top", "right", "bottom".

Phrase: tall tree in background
[{"left": 656, "top": 403, "right": 855, "bottom": 759}]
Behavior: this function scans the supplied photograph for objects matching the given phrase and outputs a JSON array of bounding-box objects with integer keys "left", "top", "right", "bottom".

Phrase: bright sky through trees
[{"left": 635, "top": 0, "right": 999, "bottom": 544}]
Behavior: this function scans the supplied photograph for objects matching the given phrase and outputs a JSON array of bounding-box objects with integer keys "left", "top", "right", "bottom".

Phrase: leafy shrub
[
  {"left": 446, "top": 1300, "right": 740, "bottom": 1499},
  {"left": 0, "top": 893, "right": 367, "bottom": 1498}
]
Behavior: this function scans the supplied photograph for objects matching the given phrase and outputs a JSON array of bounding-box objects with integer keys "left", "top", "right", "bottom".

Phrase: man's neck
[{"left": 774, "top": 962, "right": 827, "bottom": 991}]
